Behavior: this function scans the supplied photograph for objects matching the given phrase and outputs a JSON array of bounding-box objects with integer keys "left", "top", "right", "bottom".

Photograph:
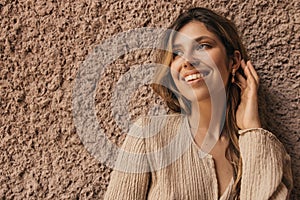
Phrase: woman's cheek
[
  {"left": 170, "top": 60, "right": 182, "bottom": 80},
  {"left": 170, "top": 60, "right": 181, "bottom": 71}
]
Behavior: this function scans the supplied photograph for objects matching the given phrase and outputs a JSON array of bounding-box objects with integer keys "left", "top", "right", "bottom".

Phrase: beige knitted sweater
[{"left": 104, "top": 114, "right": 293, "bottom": 200}]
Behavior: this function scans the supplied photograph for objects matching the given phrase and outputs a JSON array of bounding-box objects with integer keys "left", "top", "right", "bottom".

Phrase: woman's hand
[{"left": 235, "top": 60, "right": 261, "bottom": 130}]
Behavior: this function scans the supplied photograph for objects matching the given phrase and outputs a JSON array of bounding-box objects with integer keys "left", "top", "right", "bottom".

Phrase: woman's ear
[
  {"left": 229, "top": 51, "right": 242, "bottom": 83},
  {"left": 230, "top": 50, "right": 242, "bottom": 74}
]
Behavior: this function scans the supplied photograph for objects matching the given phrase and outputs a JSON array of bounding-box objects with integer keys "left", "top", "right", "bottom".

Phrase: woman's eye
[
  {"left": 195, "top": 44, "right": 210, "bottom": 51},
  {"left": 172, "top": 50, "right": 184, "bottom": 58}
]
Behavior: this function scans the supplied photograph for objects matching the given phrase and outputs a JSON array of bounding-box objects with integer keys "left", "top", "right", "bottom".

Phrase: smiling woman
[
  {"left": 104, "top": 7, "right": 293, "bottom": 200},
  {"left": 170, "top": 21, "right": 233, "bottom": 102}
]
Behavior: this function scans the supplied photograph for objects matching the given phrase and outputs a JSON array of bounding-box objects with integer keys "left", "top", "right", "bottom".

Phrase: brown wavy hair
[{"left": 151, "top": 7, "right": 248, "bottom": 198}]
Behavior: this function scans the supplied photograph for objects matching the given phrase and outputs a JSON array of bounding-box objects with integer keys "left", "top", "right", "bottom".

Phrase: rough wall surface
[{"left": 0, "top": 0, "right": 299, "bottom": 199}]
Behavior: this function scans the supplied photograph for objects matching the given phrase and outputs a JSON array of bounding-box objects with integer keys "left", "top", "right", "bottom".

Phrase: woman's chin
[{"left": 181, "top": 89, "right": 211, "bottom": 103}]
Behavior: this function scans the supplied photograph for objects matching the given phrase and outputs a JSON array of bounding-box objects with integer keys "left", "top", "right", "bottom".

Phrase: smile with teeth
[{"left": 184, "top": 72, "right": 209, "bottom": 82}]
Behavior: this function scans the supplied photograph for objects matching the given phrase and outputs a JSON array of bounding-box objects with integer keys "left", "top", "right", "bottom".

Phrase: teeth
[{"left": 185, "top": 73, "right": 205, "bottom": 82}]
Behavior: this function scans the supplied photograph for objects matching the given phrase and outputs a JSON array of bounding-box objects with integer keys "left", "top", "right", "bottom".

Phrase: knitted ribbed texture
[
  {"left": 238, "top": 128, "right": 293, "bottom": 200},
  {"left": 104, "top": 115, "right": 293, "bottom": 200}
]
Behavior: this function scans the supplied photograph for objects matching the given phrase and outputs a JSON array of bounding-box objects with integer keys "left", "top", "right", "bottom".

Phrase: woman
[{"left": 104, "top": 7, "right": 293, "bottom": 199}]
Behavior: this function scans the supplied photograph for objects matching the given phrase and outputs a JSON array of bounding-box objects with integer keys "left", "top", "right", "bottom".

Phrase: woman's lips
[{"left": 182, "top": 70, "right": 211, "bottom": 84}]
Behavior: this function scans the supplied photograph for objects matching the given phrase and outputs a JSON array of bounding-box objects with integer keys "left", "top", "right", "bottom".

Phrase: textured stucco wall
[{"left": 0, "top": 0, "right": 299, "bottom": 199}]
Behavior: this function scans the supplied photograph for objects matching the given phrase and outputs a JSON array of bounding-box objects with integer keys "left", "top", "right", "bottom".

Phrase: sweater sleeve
[
  {"left": 238, "top": 128, "right": 293, "bottom": 200},
  {"left": 104, "top": 118, "right": 150, "bottom": 200}
]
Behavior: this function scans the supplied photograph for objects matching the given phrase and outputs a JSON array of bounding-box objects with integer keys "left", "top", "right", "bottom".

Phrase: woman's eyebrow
[
  {"left": 173, "top": 36, "right": 216, "bottom": 48},
  {"left": 194, "top": 36, "right": 216, "bottom": 43},
  {"left": 172, "top": 43, "right": 183, "bottom": 49}
]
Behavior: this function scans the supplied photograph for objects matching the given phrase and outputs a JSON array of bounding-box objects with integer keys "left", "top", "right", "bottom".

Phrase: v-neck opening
[
  {"left": 183, "top": 115, "right": 213, "bottom": 159},
  {"left": 182, "top": 114, "right": 234, "bottom": 199},
  {"left": 219, "top": 177, "right": 234, "bottom": 199}
]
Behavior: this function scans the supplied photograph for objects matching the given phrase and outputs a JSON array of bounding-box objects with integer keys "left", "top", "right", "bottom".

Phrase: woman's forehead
[{"left": 173, "top": 21, "right": 218, "bottom": 46}]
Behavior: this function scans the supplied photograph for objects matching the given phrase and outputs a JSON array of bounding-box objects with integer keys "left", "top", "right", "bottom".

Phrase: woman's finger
[
  {"left": 235, "top": 71, "right": 247, "bottom": 89},
  {"left": 246, "top": 61, "right": 259, "bottom": 85},
  {"left": 241, "top": 60, "right": 256, "bottom": 85},
  {"left": 240, "top": 59, "right": 246, "bottom": 70},
  {"left": 241, "top": 60, "right": 251, "bottom": 78}
]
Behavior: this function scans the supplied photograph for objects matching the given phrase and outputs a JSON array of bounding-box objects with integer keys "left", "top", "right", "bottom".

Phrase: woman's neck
[
  {"left": 188, "top": 96, "right": 227, "bottom": 153},
  {"left": 189, "top": 98, "right": 212, "bottom": 136}
]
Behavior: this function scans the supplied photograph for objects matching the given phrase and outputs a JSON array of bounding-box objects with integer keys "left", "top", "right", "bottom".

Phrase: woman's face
[{"left": 170, "top": 21, "right": 232, "bottom": 102}]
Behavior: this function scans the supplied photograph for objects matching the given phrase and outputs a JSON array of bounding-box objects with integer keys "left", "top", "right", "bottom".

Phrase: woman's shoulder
[
  {"left": 134, "top": 113, "right": 186, "bottom": 130},
  {"left": 138, "top": 112, "right": 185, "bottom": 123},
  {"left": 132, "top": 113, "right": 188, "bottom": 144}
]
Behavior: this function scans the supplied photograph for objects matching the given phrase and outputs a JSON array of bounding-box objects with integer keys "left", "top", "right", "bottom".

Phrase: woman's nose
[
  {"left": 182, "top": 60, "right": 192, "bottom": 68},
  {"left": 182, "top": 58, "right": 199, "bottom": 69}
]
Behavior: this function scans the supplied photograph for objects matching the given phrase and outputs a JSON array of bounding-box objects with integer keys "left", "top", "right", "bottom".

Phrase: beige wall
[{"left": 1, "top": 0, "right": 299, "bottom": 199}]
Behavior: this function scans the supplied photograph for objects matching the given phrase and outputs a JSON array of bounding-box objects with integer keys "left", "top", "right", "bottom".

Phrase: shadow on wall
[{"left": 258, "top": 83, "right": 299, "bottom": 198}]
